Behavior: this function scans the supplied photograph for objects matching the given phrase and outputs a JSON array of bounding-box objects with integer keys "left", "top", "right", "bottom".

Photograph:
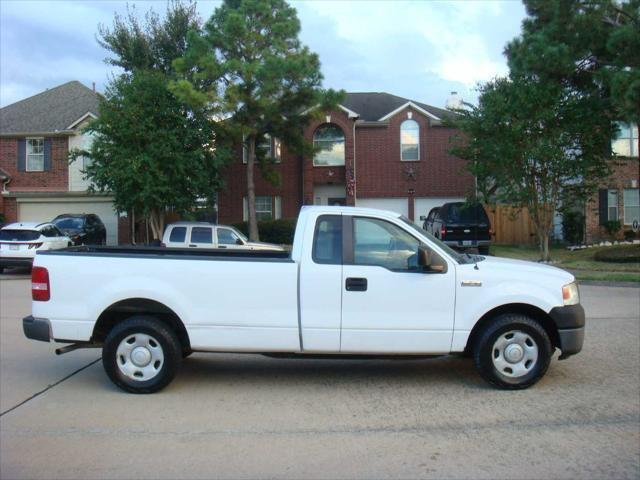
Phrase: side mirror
[
  {"left": 235, "top": 238, "right": 244, "bottom": 245},
  {"left": 418, "top": 246, "right": 447, "bottom": 274},
  {"left": 419, "top": 215, "right": 426, "bottom": 221}
]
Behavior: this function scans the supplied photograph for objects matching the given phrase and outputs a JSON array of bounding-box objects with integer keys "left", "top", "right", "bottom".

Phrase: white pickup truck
[{"left": 23, "top": 206, "right": 584, "bottom": 393}]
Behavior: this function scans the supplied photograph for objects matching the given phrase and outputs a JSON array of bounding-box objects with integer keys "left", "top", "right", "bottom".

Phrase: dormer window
[
  {"left": 612, "top": 122, "right": 638, "bottom": 158},
  {"left": 26, "top": 138, "right": 44, "bottom": 171}
]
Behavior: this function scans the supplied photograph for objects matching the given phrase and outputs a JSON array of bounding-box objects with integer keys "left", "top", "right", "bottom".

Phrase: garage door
[
  {"left": 18, "top": 199, "right": 118, "bottom": 245},
  {"left": 355, "top": 198, "right": 409, "bottom": 217},
  {"left": 414, "top": 197, "right": 465, "bottom": 226}
]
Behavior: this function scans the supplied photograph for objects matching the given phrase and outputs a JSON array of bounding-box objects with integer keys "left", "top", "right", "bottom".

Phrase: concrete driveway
[{"left": 1, "top": 276, "right": 638, "bottom": 479}]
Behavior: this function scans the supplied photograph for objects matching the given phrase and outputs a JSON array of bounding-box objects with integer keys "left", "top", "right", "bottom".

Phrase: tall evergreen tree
[{"left": 173, "top": 0, "right": 341, "bottom": 241}]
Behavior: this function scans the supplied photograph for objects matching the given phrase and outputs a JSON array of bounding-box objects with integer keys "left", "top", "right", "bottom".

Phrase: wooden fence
[{"left": 485, "top": 204, "right": 537, "bottom": 245}]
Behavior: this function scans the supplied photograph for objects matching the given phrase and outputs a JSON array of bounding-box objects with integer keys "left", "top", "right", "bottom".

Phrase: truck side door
[{"left": 340, "top": 215, "right": 456, "bottom": 353}]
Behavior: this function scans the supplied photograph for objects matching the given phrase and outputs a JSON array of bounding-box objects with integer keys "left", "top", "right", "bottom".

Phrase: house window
[
  {"left": 612, "top": 122, "right": 639, "bottom": 158},
  {"left": 400, "top": 120, "right": 419, "bottom": 161},
  {"left": 243, "top": 134, "right": 281, "bottom": 163},
  {"left": 26, "top": 138, "right": 44, "bottom": 171},
  {"left": 242, "top": 196, "right": 282, "bottom": 221},
  {"left": 607, "top": 190, "right": 619, "bottom": 221},
  {"left": 313, "top": 124, "right": 345, "bottom": 166},
  {"left": 623, "top": 189, "right": 639, "bottom": 225}
]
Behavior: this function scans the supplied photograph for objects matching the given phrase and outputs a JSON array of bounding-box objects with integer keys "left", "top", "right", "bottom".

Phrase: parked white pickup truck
[{"left": 23, "top": 206, "right": 584, "bottom": 393}]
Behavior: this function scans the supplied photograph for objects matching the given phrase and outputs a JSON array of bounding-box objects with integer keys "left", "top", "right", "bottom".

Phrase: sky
[{"left": 0, "top": 0, "right": 527, "bottom": 109}]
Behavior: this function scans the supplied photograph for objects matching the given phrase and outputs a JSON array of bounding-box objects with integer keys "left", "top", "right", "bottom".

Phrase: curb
[{"left": 577, "top": 280, "right": 640, "bottom": 288}]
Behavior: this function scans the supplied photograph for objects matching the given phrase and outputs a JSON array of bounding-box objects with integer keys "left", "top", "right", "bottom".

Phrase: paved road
[{"left": 1, "top": 276, "right": 638, "bottom": 479}]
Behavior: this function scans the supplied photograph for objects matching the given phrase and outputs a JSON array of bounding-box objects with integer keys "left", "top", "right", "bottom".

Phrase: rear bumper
[
  {"left": 23, "top": 315, "right": 51, "bottom": 342},
  {"left": 549, "top": 304, "right": 586, "bottom": 358},
  {"left": 444, "top": 240, "right": 491, "bottom": 249},
  {"left": 0, "top": 257, "right": 34, "bottom": 269}
]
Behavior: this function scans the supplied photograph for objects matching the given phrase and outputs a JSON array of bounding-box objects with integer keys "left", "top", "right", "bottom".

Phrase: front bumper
[
  {"left": 549, "top": 304, "right": 585, "bottom": 358},
  {"left": 23, "top": 315, "right": 51, "bottom": 342}
]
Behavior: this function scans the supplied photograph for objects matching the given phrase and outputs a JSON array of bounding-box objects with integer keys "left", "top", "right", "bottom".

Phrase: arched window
[
  {"left": 313, "top": 124, "right": 345, "bottom": 166},
  {"left": 400, "top": 120, "right": 419, "bottom": 161}
]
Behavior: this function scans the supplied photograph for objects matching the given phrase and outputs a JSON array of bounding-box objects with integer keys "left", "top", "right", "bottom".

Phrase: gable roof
[
  {"left": 342, "top": 92, "right": 453, "bottom": 122},
  {"left": 0, "top": 81, "right": 100, "bottom": 135}
]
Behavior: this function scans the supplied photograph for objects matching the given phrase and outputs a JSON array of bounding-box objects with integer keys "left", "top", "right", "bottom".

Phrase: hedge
[
  {"left": 233, "top": 219, "right": 296, "bottom": 245},
  {"left": 594, "top": 245, "right": 640, "bottom": 263}
]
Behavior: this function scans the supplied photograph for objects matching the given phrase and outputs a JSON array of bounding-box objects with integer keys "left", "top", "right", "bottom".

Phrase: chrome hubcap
[
  {"left": 116, "top": 333, "right": 164, "bottom": 381},
  {"left": 492, "top": 330, "right": 538, "bottom": 378}
]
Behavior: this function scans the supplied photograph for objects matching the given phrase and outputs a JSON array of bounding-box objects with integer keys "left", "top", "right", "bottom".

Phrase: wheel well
[
  {"left": 92, "top": 298, "right": 191, "bottom": 352},
  {"left": 465, "top": 303, "right": 560, "bottom": 354}
]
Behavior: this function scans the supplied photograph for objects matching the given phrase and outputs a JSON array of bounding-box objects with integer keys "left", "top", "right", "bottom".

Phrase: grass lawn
[{"left": 491, "top": 244, "right": 640, "bottom": 283}]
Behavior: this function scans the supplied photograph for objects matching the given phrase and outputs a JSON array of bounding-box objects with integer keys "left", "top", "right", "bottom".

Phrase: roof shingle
[
  {"left": 0, "top": 81, "right": 100, "bottom": 135},
  {"left": 342, "top": 92, "right": 452, "bottom": 122}
]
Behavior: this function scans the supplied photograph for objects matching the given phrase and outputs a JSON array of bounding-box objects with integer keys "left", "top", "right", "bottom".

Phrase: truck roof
[{"left": 300, "top": 205, "right": 403, "bottom": 219}]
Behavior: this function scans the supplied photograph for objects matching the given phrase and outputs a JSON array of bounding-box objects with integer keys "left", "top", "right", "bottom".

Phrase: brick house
[
  {"left": 217, "top": 92, "right": 474, "bottom": 225},
  {"left": 585, "top": 123, "right": 639, "bottom": 243},
  {"left": 0, "top": 81, "right": 125, "bottom": 244}
]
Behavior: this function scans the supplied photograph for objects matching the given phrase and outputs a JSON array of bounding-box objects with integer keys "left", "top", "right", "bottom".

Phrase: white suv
[
  {"left": 0, "top": 222, "right": 71, "bottom": 272},
  {"left": 162, "top": 222, "right": 284, "bottom": 251}
]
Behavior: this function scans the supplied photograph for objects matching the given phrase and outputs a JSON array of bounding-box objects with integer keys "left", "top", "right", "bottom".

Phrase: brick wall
[
  {"left": 0, "top": 137, "right": 69, "bottom": 191},
  {"left": 215, "top": 107, "right": 473, "bottom": 225},
  {"left": 585, "top": 158, "right": 640, "bottom": 242},
  {"left": 355, "top": 108, "right": 473, "bottom": 199}
]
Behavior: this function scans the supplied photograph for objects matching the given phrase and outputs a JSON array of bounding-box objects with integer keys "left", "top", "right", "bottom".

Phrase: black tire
[
  {"left": 473, "top": 314, "right": 552, "bottom": 390},
  {"left": 478, "top": 246, "right": 490, "bottom": 255},
  {"left": 102, "top": 315, "right": 182, "bottom": 394},
  {"left": 0, "top": 267, "right": 4, "bottom": 274}
]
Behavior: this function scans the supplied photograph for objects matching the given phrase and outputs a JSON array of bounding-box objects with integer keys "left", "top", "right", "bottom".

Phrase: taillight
[
  {"left": 440, "top": 224, "right": 446, "bottom": 240},
  {"left": 31, "top": 266, "right": 50, "bottom": 301},
  {"left": 28, "top": 243, "right": 43, "bottom": 249}
]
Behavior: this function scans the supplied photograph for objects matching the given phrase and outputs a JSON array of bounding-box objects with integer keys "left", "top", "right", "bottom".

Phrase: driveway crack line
[{"left": 0, "top": 358, "right": 101, "bottom": 417}]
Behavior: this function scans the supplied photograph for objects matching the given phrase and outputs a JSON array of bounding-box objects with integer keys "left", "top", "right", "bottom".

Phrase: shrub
[
  {"left": 562, "top": 211, "right": 584, "bottom": 245},
  {"left": 233, "top": 218, "right": 296, "bottom": 245},
  {"left": 624, "top": 230, "right": 639, "bottom": 241},
  {"left": 603, "top": 220, "right": 621, "bottom": 237},
  {"left": 594, "top": 245, "right": 640, "bottom": 263}
]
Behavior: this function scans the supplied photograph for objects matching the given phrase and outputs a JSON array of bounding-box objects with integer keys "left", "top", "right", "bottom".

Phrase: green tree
[
  {"left": 173, "top": 0, "right": 341, "bottom": 240},
  {"left": 81, "top": 72, "right": 227, "bottom": 240},
  {"left": 506, "top": 0, "right": 640, "bottom": 124},
  {"left": 77, "top": 1, "right": 229, "bottom": 240},
  {"left": 451, "top": 76, "right": 611, "bottom": 260}
]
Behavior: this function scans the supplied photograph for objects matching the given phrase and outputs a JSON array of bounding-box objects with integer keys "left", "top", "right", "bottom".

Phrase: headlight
[{"left": 562, "top": 282, "right": 580, "bottom": 306}]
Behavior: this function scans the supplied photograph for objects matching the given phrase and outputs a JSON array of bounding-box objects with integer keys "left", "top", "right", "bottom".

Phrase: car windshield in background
[
  {"left": 399, "top": 216, "right": 467, "bottom": 264},
  {"left": 0, "top": 230, "right": 41, "bottom": 241},
  {"left": 445, "top": 204, "right": 489, "bottom": 224},
  {"left": 53, "top": 218, "right": 84, "bottom": 230}
]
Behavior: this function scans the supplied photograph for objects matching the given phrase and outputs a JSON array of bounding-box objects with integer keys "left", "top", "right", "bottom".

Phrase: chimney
[
  {"left": 445, "top": 91, "right": 463, "bottom": 110},
  {"left": 92, "top": 82, "right": 96, "bottom": 92}
]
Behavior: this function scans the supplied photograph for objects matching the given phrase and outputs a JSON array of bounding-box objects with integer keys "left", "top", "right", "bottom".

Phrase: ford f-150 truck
[{"left": 23, "top": 206, "right": 585, "bottom": 393}]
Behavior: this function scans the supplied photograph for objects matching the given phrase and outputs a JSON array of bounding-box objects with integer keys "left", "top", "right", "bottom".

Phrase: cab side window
[
  {"left": 169, "top": 227, "right": 187, "bottom": 243},
  {"left": 190, "top": 227, "right": 213, "bottom": 244},
  {"left": 312, "top": 215, "right": 342, "bottom": 264},
  {"left": 352, "top": 217, "right": 420, "bottom": 271}
]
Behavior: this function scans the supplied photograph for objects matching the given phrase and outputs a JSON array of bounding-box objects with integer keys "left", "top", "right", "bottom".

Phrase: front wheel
[
  {"left": 102, "top": 316, "right": 182, "bottom": 393},
  {"left": 473, "top": 314, "right": 552, "bottom": 389}
]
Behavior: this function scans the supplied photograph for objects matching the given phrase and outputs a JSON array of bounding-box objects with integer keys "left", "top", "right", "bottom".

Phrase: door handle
[
  {"left": 345, "top": 277, "right": 367, "bottom": 292},
  {"left": 189, "top": 244, "right": 197, "bottom": 247},
  {"left": 218, "top": 245, "right": 227, "bottom": 249}
]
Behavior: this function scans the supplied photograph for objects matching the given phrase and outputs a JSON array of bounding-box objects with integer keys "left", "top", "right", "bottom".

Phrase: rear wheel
[
  {"left": 473, "top": 314, "right": 552, "bottom": 389},
  {"left": 102, "top": 315, "right": 182, "bottom": 393}
]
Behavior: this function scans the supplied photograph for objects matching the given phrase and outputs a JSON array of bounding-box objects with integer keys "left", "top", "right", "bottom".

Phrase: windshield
[
  {"left": 399, "top": 216, "right": 467, "bottom": 264},
  {"left": 53, "top": 217, "right": 84, "bottom": 230},
  {"left": 0, "top": 229, "right": 40, "bottom": 241},
  {"left": 230, "top": 227, "right": 248, "bottom": 242}
]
